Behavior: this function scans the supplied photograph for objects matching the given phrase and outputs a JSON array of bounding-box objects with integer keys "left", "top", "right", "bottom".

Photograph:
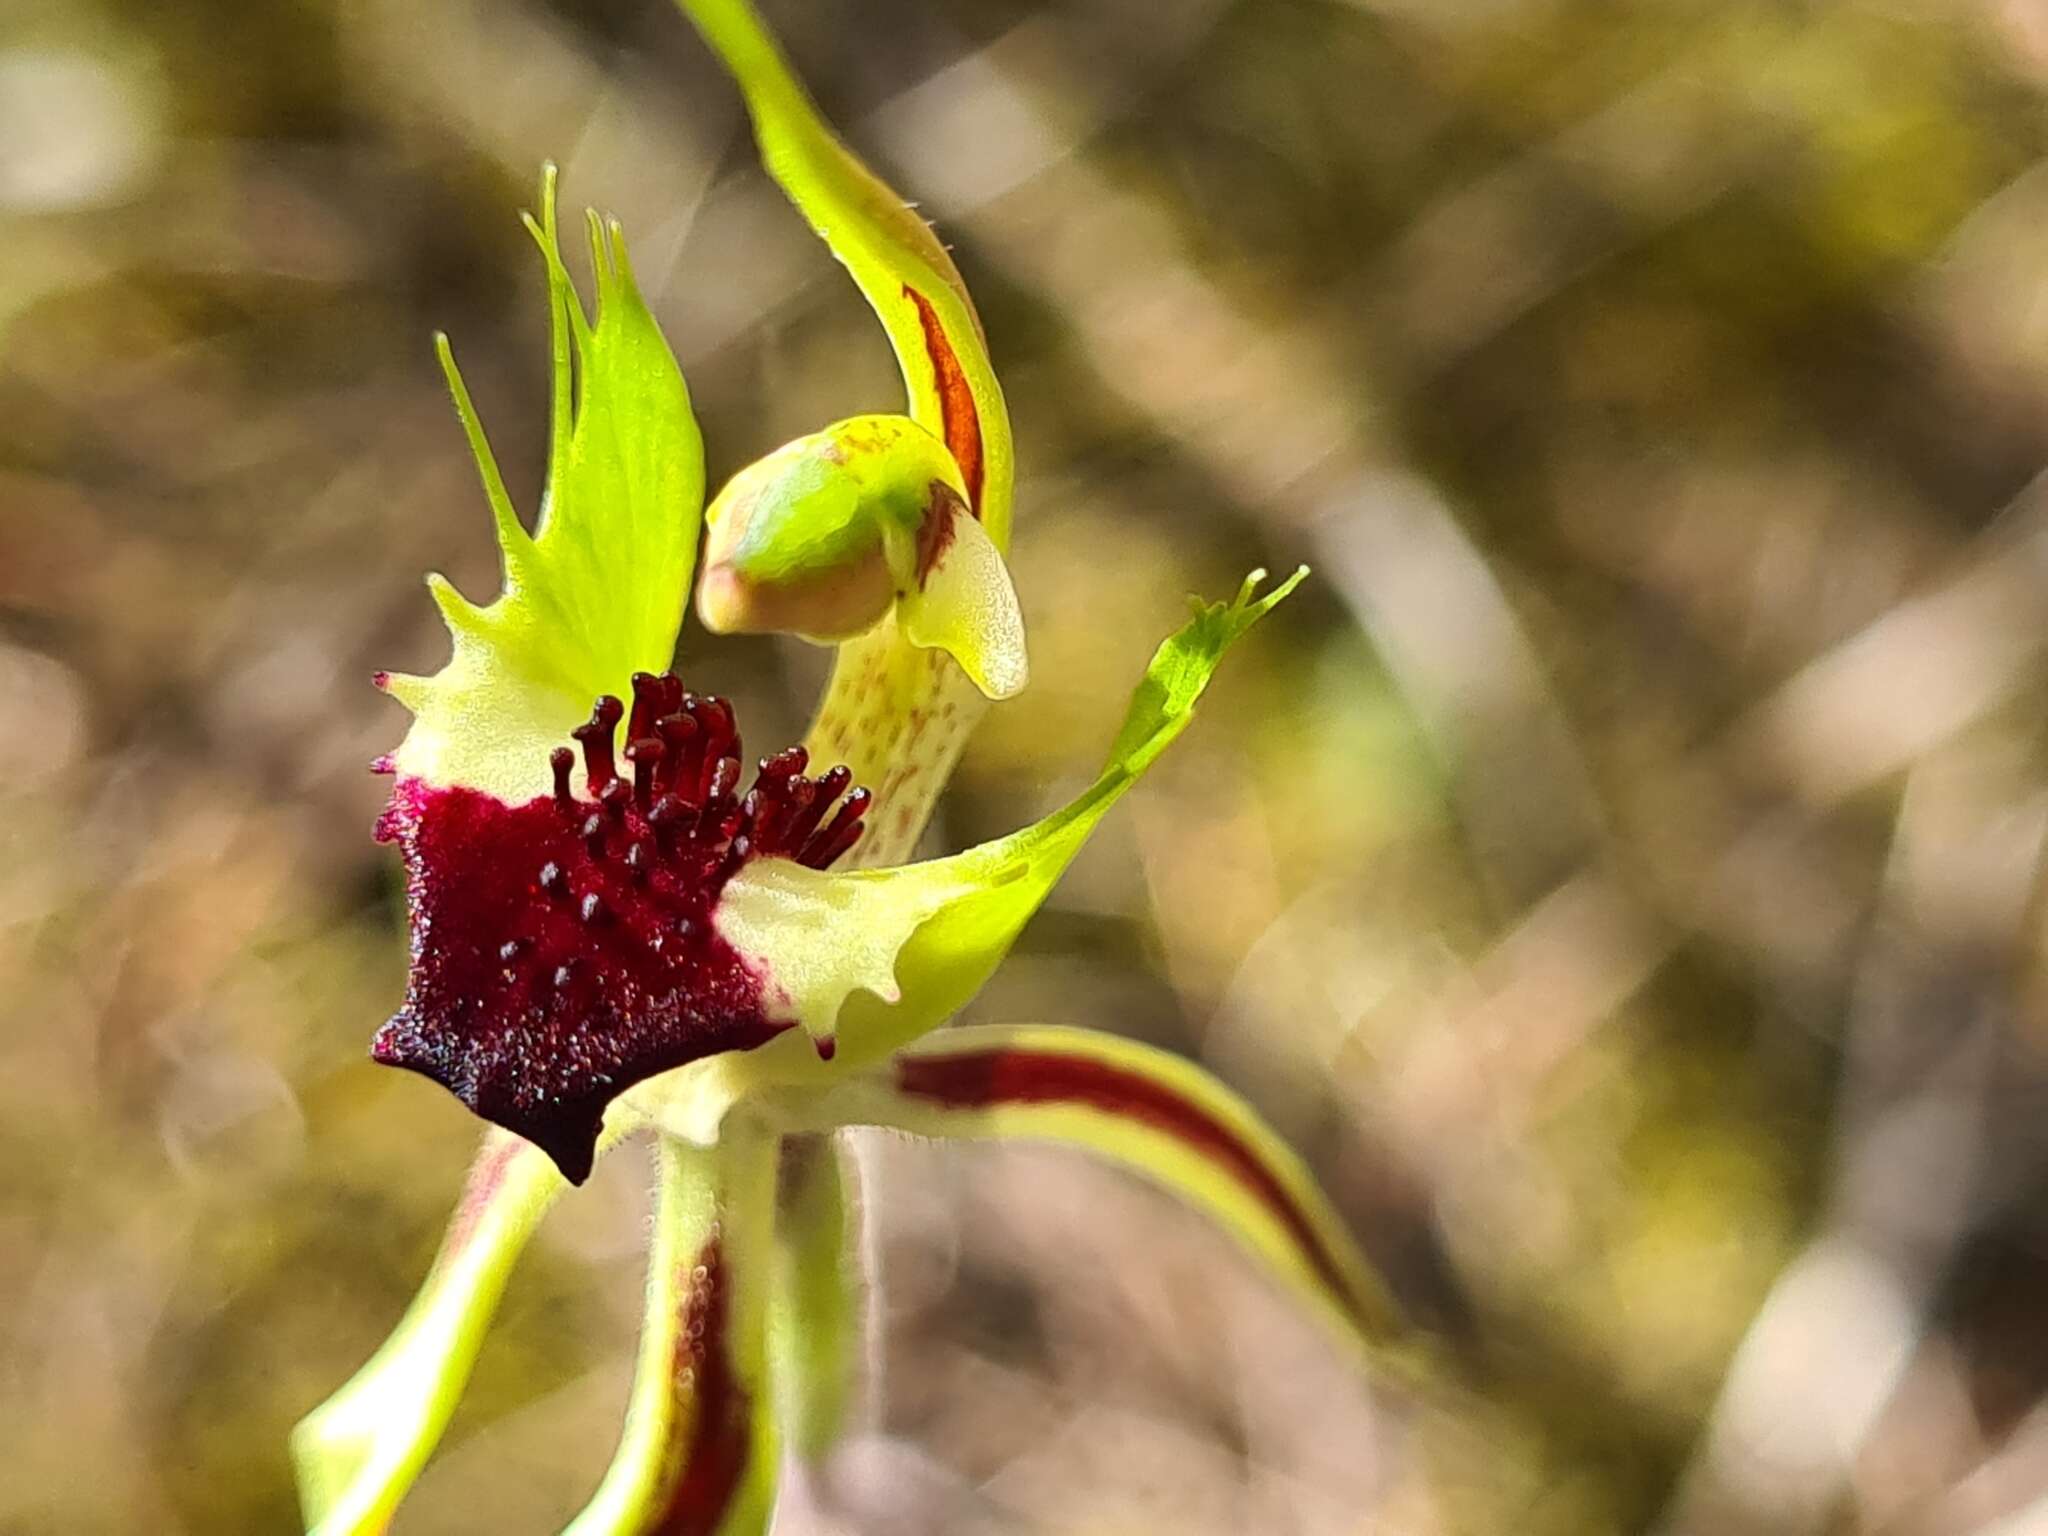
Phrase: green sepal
[
  {"left": 675, "top": 0, "right": 1019, "bottom": 857},
  {"left": 562, "top": 1126, "right": 781, "bottom": 1536},
  {"left": 760, "top": 1023, "right": 1410, "bottom": 1363},
  {"left": 384, "top": 166, "right": 704, "bottom": 802},
  {"left": 715, "top": 569, "right": 1306, "bottom": 1070},
  {"left": 561, "top": 1134, "right": 718, "bottom": 1533},
  {"left": 673, "top": 0, "right": 1011, "bottom": 544},
  {"left": 765, "top": 1134, "right": 865, "bottom": 1462},
  {"left": 291, "top": 1129, "right": 609, "bottom": 1534}
]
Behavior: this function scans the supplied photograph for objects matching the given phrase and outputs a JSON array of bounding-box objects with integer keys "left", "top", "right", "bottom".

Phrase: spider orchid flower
[{"left": 291, "top": 2, "right": 1402, "bottom": 1531}]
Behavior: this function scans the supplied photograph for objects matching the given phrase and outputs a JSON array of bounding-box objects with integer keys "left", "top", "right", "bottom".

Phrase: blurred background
[{"left": 10, "top": 0, "right": 2048, "bottom": 1530}]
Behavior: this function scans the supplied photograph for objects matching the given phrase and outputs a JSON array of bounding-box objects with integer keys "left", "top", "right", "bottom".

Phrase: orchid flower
[{"left": 291, "top": 1, "right": 1401, "bottom": 1530}]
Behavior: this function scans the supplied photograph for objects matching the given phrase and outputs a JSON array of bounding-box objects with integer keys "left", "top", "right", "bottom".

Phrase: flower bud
[
  {"left": 698, "top": 415, "right": 961, "bottom": 640},
  {"left": 698, "top": 414, "right": 1026, "bottom": 698}
]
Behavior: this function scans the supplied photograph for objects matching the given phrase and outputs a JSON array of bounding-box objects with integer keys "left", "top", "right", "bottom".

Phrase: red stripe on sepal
[
  {"left": 649, "top": 1236, "right": 754, "bottom": 1536},
  {"left": 906, "top": 286, "right": 983, "bottom": 515},
  {"left": 894, "top": 1047, "right": 1360, "bottom": 1318}
]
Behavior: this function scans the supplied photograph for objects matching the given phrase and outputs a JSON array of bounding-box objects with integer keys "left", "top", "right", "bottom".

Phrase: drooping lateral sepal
[
  {"left": 291, "top": 1130, "right": 611, "bottom": 1535},
  {"left": 384, "top": 165, "right": 705, "bottom": 804},
  {"left": 759, "top": 1025, "right": 1409, "bottom": 1362},
  {"left": 714, "top": 569, "right": 1307, "bottom": 1070},
  {"left": 566, "top": 1124, "right": 782, "bottom": 1536},
  {"left": 765, "top": 1134, "right": 866, "bottom": 1462}
]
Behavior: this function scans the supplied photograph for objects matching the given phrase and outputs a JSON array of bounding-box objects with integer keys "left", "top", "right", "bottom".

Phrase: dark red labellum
[{"left": 372, "top": 675, "right": 868, "bottom": 1182}]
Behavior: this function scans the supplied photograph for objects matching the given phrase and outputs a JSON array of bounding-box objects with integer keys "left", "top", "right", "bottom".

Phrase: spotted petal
[
  {"left": 370, "top": 174, "right": 772, "bottom": 1183},
  {"left": 369, "top": 754, "right": 789, "bottom": 1185}
]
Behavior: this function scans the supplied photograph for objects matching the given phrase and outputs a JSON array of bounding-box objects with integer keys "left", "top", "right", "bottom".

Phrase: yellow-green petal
[
  {"left": 291, "top": 1130, "right": 600, "bottom": 1534},
  {"left": 715, "top": 570, "right": 1307, "bottom": 1073},
  {"left": 387, "top": 167, "right": 703, "bottom": 803}
]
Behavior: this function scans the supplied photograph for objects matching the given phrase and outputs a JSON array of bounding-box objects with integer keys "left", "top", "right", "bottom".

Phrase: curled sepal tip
[
  {"left": 698, "top": 414, "right": 1026, "bottom": 700},
  {"left": 714, "top": 568, "right": 1306, "bottom": 1068}
]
